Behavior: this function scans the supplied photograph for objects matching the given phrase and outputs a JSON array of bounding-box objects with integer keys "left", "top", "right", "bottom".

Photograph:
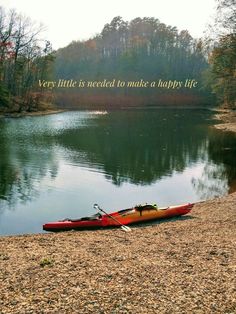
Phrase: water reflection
[
  {"left": 0, "top": 109, "right": 235, "bottom": 222},
  {"left": 192, "top": 162, "right": 228, "bottom": 199},
  {"left": 57, "top": 110, "right": 209, "bottom": 185}
]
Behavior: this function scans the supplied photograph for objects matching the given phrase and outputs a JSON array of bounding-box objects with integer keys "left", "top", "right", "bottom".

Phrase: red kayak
[{"left": 43, "top": 203, "right": 193, "bottom": 232}]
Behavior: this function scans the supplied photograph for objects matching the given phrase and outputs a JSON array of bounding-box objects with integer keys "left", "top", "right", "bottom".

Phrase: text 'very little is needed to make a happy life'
[{"left": 38, "top": 78, "right": 198, "bottom": 89}]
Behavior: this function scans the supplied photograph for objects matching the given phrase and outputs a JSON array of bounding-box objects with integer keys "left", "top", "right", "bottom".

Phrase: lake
[{"left": 0, "top": 109, "right": 236, "bottom": 235}]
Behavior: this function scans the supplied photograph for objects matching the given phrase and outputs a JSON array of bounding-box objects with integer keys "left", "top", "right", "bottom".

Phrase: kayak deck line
[{"left": 43, "top": 203, "right": 194, "bottom": 232}]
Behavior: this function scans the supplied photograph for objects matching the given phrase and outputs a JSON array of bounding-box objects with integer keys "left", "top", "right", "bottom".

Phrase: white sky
[{"left": 1, "top": 0, "right": 216, "bottom": 49}]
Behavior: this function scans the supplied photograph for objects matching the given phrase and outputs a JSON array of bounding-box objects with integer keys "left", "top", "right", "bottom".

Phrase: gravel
[{"left": 0, "top": 193, "right": 236, "bottom": 314}]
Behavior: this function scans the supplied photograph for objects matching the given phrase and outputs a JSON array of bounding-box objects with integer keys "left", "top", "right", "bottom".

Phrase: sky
[{"left": 1, "top": 0, "right": 216, "bottom": 49}]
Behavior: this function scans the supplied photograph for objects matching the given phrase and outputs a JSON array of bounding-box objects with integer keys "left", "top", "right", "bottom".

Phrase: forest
[
  {"left": 208, "top": 0, "right": 236, "bottom": 109},
  {"left": 0, "top": 0, "right": 235, "bottom": 112},
  {"left": 0, "top": 6, "right": 54, "bottom": 112},
  {"left": 54, "top": 16, "right": 211, "bottom": 107}
]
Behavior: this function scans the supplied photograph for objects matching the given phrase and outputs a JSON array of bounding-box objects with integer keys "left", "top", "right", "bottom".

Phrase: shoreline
[
  {"left": 1, "top": 193, "right": 235, "bottom": 313},
  {"left": 213, "top": 108, "right": 236, "bottom": 133},
  {"left": 0, "top": 109, "right": 65, "bottom": 119}
]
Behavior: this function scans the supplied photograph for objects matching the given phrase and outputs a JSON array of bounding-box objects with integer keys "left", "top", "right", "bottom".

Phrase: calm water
[{"left": 0, "top": 109, "right": 236, "bottom": 235}]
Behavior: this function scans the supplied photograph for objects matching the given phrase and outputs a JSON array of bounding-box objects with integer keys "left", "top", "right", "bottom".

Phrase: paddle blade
[{"left": 121, "top": 225, "right": 132, "bottom": 232}]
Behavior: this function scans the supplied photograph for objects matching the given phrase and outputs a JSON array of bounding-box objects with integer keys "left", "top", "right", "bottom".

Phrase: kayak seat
[
  {"left": 78, "top": 213, "right": 102, "bottom": 221},
  {"left": 61, "top": 213, "right": 102, "bottom": 222},
  {"left": 118, "top": 207, "right": 135, "bottom": 214}
]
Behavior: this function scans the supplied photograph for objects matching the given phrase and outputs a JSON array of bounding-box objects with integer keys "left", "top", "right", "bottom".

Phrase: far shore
[
  {"left": 0, "top": 109, "right": 65, "bottom": 119},
  {"left": 1, "top": 105, "right": 236, "bottom": 130},
  {"left": 0, "top": 192, "right": 235, "bottom": 313}
]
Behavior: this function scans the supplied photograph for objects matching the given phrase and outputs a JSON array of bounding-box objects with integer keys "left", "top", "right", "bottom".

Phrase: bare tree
[{"left": 0, "top": 6, "right": 54, "bottom": 112}]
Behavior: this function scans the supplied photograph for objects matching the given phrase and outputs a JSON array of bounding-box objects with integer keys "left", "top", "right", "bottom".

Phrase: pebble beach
[{"left": 0, "top": 193, "right": 235, "bottom": 314}]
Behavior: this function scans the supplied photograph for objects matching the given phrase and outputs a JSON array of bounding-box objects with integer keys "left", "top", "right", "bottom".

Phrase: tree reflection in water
[{"left": 0, "top": 109, "right": 235, "bottom": 214}]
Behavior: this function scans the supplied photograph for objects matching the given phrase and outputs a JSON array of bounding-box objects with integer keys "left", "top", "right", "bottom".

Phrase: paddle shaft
[{"left": 94, "top": 204, "right": 130, "bottom": 229}]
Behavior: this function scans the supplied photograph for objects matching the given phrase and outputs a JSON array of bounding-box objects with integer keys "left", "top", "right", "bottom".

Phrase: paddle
[{"left": 93, "top": 204, "right": 131, "bottom": 232}]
